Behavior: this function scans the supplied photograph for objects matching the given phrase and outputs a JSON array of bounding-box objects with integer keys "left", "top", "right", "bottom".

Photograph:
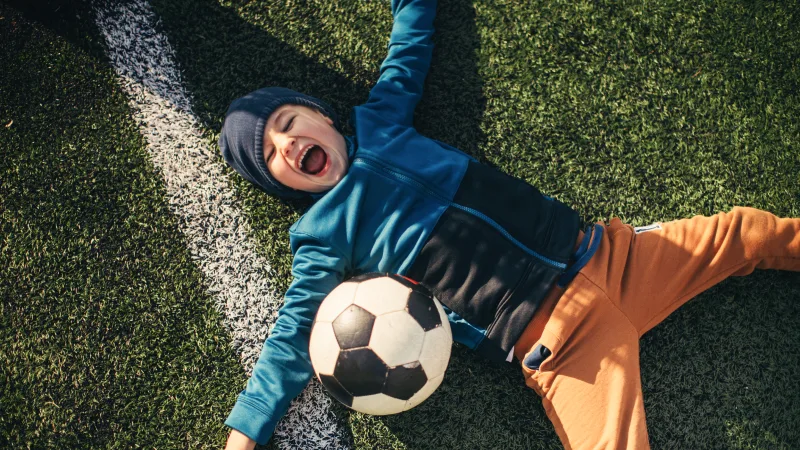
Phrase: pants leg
[
  {"left": 587, "top": 207, "right": 800, "bottom": 335},
  {"left": 519, "top": 207, "right": 800, "bottom": 449},
  {"left": 521, "top": 275, "right": 648, "bottom": 450}
]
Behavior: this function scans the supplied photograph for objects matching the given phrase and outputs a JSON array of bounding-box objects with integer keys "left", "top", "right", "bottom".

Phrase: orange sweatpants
[{"left": 514, "top": 207, "right": 800, "bottom": 450}]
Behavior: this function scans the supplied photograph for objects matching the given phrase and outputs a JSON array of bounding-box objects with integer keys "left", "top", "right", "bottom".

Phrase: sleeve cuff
[{"left": 224, "top": 395, "right": 279, "bottom": 446}]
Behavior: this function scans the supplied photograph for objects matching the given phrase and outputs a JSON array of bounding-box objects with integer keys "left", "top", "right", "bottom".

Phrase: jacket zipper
[{"left": 353, "top": 157, "right": 566, "bottom": 271}]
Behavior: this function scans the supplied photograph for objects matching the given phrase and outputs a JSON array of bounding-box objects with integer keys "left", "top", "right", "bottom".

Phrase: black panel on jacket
[
  {"left": 408, "top": 162, "right": 583, "bottom": 362},
  {"left": 407, "top": 207, "right": 531, "bottom": 330},
  {"left": 454, "top": 161, "right": 580, "bottom": 262}
]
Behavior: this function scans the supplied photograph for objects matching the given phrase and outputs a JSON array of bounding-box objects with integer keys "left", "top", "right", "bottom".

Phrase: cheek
[
  {"left": 268, "top": 157, "right": 293, "bottom": 180},
  {"left": 314, "top": 123, "right": 337, "bottom": 140}
]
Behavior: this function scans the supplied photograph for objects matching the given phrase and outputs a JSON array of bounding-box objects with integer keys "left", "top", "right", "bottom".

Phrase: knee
[
  {"left": 727, "top": 207, "right": 784, "bottom": 257},
  {"left": 727, "top": 206, "right": 776, "bottom": 229}
]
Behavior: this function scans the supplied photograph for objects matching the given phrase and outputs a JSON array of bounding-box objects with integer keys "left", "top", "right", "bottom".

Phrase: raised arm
[
  {"left": 224, "top": 233, "right": 347, "bottom": 445},
  {"left": 363, "top": 0, "right": 438, "bottom": 127}
]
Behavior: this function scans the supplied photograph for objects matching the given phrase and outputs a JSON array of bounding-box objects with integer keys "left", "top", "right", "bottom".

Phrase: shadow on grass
[
  {"left": 146, "top": 0, "right": 489, "bottom": 158},
  {"left": 642, "top": 271, "right": 800, "bottom": 449},
  {"left": 1, "top": 4, "right": 247, "bottom": 447},
  {"left": 7, "top": 0, "right": 106, "bottom": 57}
]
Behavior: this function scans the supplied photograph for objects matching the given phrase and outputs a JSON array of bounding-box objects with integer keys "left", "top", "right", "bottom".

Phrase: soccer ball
[{"left": 309, "top": 273, "right": 452, "bottom": 415}]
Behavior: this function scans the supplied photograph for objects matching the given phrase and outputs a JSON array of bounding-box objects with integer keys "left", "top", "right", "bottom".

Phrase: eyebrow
[{"left": 271, "top": 109, "right": 288, "bottom": 130}]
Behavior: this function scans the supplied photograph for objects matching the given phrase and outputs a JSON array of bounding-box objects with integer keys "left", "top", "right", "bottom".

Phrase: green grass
[
  {"left": 2, "top": 0, "right": 800, "bottom": 448},
  {"left": 0, "top": 4, "right": 245, "bottom": 448}
]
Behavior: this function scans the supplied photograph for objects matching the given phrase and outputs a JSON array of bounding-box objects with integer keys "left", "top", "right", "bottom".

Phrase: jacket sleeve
[
  {"left": 224, "top": 232, "right": 348, "bottom": 445},
  {"left": 363, "top": 0, "right": 438, "bottom": 127}
]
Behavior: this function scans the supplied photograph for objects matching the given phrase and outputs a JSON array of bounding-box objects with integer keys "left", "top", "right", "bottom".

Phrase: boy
[{"left": 218, "top": 0, "right": 800, "bottom": 448}]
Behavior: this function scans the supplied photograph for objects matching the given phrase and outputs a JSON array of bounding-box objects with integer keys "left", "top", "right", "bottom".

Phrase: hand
[{"left": 225, "top": 429, "right": 257, "bottom": 450}]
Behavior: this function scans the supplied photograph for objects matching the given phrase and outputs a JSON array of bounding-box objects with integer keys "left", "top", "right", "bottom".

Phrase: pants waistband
[{"left": 557, "top": 223, "right": 603, "bottom": 288}]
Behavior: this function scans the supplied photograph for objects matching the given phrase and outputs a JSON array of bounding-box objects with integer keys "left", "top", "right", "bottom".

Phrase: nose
[{"left": 279, "top": 137, "right": 296, "bottom": 157}]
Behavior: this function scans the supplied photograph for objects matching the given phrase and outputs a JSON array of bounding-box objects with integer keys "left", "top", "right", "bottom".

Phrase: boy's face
[{"left": 262, "top": 104, "right": 349, "bottom": 193}]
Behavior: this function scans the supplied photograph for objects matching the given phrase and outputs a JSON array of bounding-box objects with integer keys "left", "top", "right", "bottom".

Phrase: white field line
[{"left": 93, "top": 1, "right": 348, "bottom": 448}]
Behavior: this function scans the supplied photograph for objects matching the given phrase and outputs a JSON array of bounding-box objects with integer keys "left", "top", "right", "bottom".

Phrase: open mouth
[{"left": 298, "top": 145, "right": 328, "bottom": 175}]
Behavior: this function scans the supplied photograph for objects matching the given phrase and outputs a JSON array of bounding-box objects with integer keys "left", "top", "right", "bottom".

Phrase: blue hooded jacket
[{"left": 224, "top": 0, "right": 593, "bottom": 443}]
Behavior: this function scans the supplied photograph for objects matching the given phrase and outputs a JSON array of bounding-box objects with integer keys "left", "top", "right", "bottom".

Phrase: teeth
[{"left": 298, "top": 146, "right": 311, "bottom": 170}]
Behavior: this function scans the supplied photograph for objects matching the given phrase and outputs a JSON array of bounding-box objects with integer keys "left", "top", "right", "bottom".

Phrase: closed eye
[
  {"left": 264, "top": 146, "right": 274, "bottom": 164},
  {"left": 283, "top": 116, "right": 295, "bottom": 132}
]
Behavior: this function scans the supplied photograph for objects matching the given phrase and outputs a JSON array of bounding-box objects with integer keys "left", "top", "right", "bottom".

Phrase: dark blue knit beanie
[{"left": 219, "top": 87, "right": 340, "bottom": 199}]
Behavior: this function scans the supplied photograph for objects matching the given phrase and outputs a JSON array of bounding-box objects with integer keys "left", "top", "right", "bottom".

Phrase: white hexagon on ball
[
  {"left": 308, "top": 321, "right": 339, "bottom": 376},
  {"left": 351, "top": 393, "right": 409, "bottom": 416},
  {"left": 315, "top": 281, "right": 358, "bottom": 323},
  {"left": 353, "top": 277, "right": 412, "bottom": 316},
  {"left": 369, "top": 311, "right": 425, "bottom": 367},
  {"left": 418, "top": 325, "right": 452, "bottom": 379}
]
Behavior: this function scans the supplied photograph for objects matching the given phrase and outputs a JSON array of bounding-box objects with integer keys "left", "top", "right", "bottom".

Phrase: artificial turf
[
  {"left": 2, "top": 0, "right": 800, "bottom": 448},
  {"left": 0, "top": 3, "right": 245, "bottom": 447}
]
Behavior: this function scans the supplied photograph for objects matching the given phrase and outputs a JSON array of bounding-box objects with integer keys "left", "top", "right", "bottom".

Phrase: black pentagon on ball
[
  {"left": 405, "top": 290, "right": 441, "bottom": 331},
  {"left": 318, "top": 373, "right": 353, "bottom": 407},
  {"left": 383, "top": 361, "right": 428, "bottom": 401},
  {"left": 332, "top": 304, "right": 375, "bottom": 349},
  {"left": 334, "top": 347, "right": 389, "bottom": 396},
  {"left": 409, "top": 280, "right": 434, "bottom": 298}
]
